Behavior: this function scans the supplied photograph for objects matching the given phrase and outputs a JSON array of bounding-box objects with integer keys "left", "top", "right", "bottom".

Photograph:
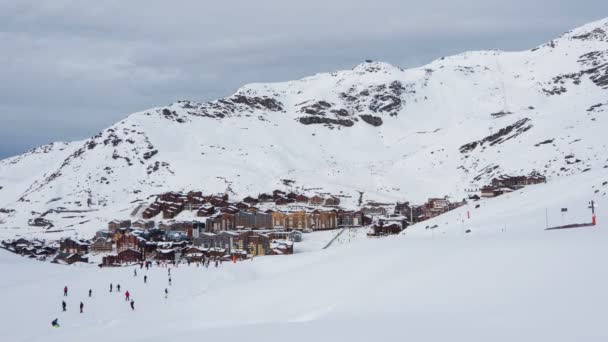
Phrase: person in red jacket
[
  {"left": 63, "top": 286, "right": 68, "bottom": 296},
  {"left": 125, "top": 290, "right": 130, "bottom": 301}
]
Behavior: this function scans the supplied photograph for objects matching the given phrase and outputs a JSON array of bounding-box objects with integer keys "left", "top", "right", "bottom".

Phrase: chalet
[
  {"left": 91, "top": 237, "right": 113, "bottom": 253},
  {"left": 274, "top": 196, "right": 294, "bottom": 205},
  {"left": 42, "top": 246, "right": 58, "bottom": 255},
  {"left": 142, "top": 208, "right": 160, "bottom": 219},
  {"left": 235, "top": 202, "right": 251, "bottom": 210},
  {"left": 271, "top": 211, "right": 287, "bottom": 229},
  {"left": 54, "top": 252, "right": 88, "bottom": 265},
  {"left": 187, "top": 191, "right": 203, "bottom": 200},
  {"left": 207, "top": 247, "right": 227, "bottom": 258},
  {"left": 378, "top": 215, "right": 409, "bottom": 230},
  {"left": 132, "top": 220, "right": 154, "bottom": 230},
  {"left": 246, "top": 233, "right": 270, "bottom": 256},
  {"left": 267, "top": 230, "right": 302, "bottom": 242},
  {"left": 117, "top": 248, "right": 143, "bottom": 263},
  {"left": 242, "top": 196, "right": 258, "bottom": 205},
  {"left": 108, "top": 220, "right": 121, "bottom": 231},
  {"left": 182, "top": 247, "right": 206, "bottom": 261},
  {"left": 309, "top": 195, "right": 324, "bottom": 205},
  {"left": 361, "top": 206, "right": 387, "bottom": 216},
  {"left": 59, "top": 238, "right": 90, "bottom": 255},
  {"left": 95, "top": 230, "right": 112, "bottom": 239},
  {"left": 205, "top": 213, "right": 236, "bottom": 232},
  {"left": 141, "top": 241, "right": 158, "bottom": 255},
  {"left": 102, "top": 255, "right": 118, "bottom": 266},
  {"left": 159, "top": 192, "right": 181, "bottom": 202},
  {"left": 337, "top": 211, "right": 363, "bottom": 227},
  {"left": 312, "top": 210, "right": 338, "bottom": 230},
  {"left": 393, "top": 202, "right": 424, "bottom": 223},
  {"left": 426, "top": 198, "right": 450, "bottom": 216},
  {"left": 155, "top": 249, "right": 177, "bottom": 262},
  {"left": 235, "top": 211, "right": 272, "bottom": 229},
  {"left": 194, "top": 231, "right": 242, "bottom": 253},
  {"left": 284, "top": 211, "right": 313, "bottom": 230},
  {"left": 257, "top": 193, "right": 273, "bottom": 202},
  {"left": 272, "top": 190, "right": 286, "bottom": 200},
  {"left": 269, "top": 240, "right": 294, "bottom": 255},
  {"left": 163, "top": 203, "right": 183, "bottom": 219},
  {"left": 481, "top": 186, "right": 513, "bottom": 198},
  {"left": 491, "top": 174, "right": 546, "bottom": 190},
  {"left": 209, "top": 196, "right": 229, "bottom": 207},
  {"left": 295, "top": 194, "right": 309, "bottom": 203},
  {"left": 166, "top": 230, "right": 188, "bottom": 242},
  {"left": 286, "top": 192, "right": 298, "bottom": 200},
  {"left": 221, "top": 206, "right": 240, "bottom": 214},
  {"left": 116, "top": 234, "right": 142, "bottom": 253},
  {"left": 370, "top": 223, "right": 403, "bottom": 236},
  {"left": 324, "top": 196, "right": 340, "bottom": 206},
  {"left": 197, "top": 204, "right": 215, "bottom": 217}
]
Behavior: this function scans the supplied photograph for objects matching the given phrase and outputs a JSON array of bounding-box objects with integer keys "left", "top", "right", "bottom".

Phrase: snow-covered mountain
[{"left": 1, "top": 18, "right": 607, "bottom": 239}]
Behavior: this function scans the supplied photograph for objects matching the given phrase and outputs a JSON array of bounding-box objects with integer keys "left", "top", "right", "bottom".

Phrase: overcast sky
[{"left": 1, "top": 1, "right": 607, "bottom": 159}]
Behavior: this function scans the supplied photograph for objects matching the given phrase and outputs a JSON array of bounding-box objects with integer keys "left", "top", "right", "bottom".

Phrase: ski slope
[{"left": 1, "top": 170, "right": 607, "bottom": 341}]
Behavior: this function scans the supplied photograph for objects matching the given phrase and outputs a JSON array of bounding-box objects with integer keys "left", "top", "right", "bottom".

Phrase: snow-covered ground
[{"left": 1, "top": 170, "right": 607, "bottom": 341}]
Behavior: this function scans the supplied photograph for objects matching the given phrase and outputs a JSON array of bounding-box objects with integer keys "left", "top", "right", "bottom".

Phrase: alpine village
[{"left": 1, "top": 174, "right": 546, "bottom": 266}]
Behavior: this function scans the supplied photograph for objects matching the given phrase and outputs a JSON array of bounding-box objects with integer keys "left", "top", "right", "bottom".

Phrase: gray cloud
[{"left": 1, "top": 0, "right": 606, "bottom": 158}]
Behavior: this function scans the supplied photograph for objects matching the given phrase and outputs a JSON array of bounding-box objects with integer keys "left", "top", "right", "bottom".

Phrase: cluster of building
[
  {"left": 1, "top": 238, "right": 58, "bottom": 261},
  {"left": 480, "top": 173, "right": 546, "bottom": 198},
  {"left": 2, "top": 188, "right": 490, "bottom": 265},
  {"left": 1, "top": 237, "right": 92, "bottom": 264},
  {"left": 136, "top": 191, "right": 363, "bottom": 234},
  {"left": 99, "top": 228, "right": 298, "bottom": 266},
  {"left": 141, "top": 191, "right": 341, "bottom": 221},
  {"left": 388, "top": 197, "right": 466, "bottom": 224},
  {"left": 97, "top": 220, "right": 304, "bottom": 266}
]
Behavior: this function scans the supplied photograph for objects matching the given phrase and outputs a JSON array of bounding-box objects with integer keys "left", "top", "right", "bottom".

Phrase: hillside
[{"left": 1, "top": 18, "right": 608, "bottom": 239}]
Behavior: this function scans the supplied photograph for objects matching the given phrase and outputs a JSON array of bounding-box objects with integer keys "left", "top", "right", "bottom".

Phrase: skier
[
  {"left": 168, "top": 268, "right": 171, "bottom": 276},
  {"left": 164, "top": 288, "right": 168, "bottom": 298},
  {"left": 144, "top": 275, "right": 147, "bottom": 283},
  {"left": 117, "top": 284, "right": 121, "bottom": 292},
  {"left": 130, "top": 300, "right": 135, "bottom": 311},
  {"left": 51, "top": 318, "right": 59, "bottom": 328},
  {"left": 62, "top": 301, "right": 66, "bottom": 312},
  {"left": 79, "top": 302, "right": 84, "bottom": 314},
  {"left": 89, "top": 289, "right": 92, "bottom": 297},
  {"left": 110, "top": 283, "right": 113, "bottom": 292},
  {"left": 125, "top": 291, "right": 130, "bottom": 301},
  {"left": 215, "top": 260, "right": 218, "bottom": 268},
  {"left": 134, "top": 268, "right": 137, "bottom": 277},
  {"left": 63, "top": 286, "right": 68, "bottom": 297},
  {"left": 168, "top": 277, "right": 172, "bottom": 286}
]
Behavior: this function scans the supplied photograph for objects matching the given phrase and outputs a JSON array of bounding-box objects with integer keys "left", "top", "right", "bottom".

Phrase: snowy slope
[
  {"left": 1, "top": 175, "right": 607, "bottom": 341},
  {"left": 1, "top": 18, "right": 608, "bottom": 239}
]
